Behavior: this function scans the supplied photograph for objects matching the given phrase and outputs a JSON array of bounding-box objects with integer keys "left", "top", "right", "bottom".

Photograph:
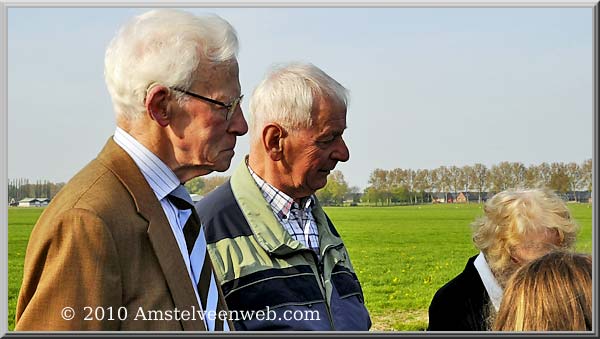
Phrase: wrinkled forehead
[
  {"left": 192, "top": 59, "right": 240, "bottom": 91},
  {"left": 311, "top": 94, "right": 347, "bottom": 119}
]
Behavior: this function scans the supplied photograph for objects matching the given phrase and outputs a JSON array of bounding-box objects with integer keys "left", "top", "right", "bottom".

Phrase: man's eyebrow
[
  {"left": 319, "top": 130, "right": 345, "bottom": 138},
  {"left": 335, "top": 126, "right": 348, "bottom": 134}
]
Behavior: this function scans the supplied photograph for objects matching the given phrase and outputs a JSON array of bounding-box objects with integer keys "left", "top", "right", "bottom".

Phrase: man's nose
[
  {"left": 228, "top": 107, "right": 248, "bottom": 136},
  {"left": 332, "top": 137, "right": 350, "bottom": 162}
]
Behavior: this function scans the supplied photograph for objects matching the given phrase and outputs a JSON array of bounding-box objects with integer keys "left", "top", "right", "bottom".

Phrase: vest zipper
[
  {"left": 305, "top": 241, "right": 345, "bottom": 330},
  {"left": 305, "top": 249, "right": 335, "bottom": 330}
]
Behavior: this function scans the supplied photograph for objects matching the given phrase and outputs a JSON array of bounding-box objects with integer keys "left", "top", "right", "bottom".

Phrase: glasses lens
[{"left": 227, "top": 96, "right": 243, "bottom": 120}]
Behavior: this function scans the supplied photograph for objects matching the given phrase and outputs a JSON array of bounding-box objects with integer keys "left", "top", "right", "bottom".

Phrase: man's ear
[
  {"left": 262, "top": 123, "right": 286, "bottom": 161},
  {"left": 145, "top": 84, "right": 171, "bottom": 127}
]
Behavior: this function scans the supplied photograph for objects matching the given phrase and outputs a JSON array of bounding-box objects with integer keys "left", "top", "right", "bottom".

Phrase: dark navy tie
[{"left": 167, "top": 185, "right": 227, "bottom": 331}]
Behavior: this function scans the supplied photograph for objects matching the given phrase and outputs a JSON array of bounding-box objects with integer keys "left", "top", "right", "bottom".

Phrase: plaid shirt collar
[{"left": 247, "top": 165, "right": 315, "bottom": 220}]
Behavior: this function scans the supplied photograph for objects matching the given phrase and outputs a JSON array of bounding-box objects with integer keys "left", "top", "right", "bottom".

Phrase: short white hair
[
  {"left": 104, "top": 9, "right": 239, "bottom": 120},
  {"left": 249, "top": 62, "right": 348, "bottom": 141}
]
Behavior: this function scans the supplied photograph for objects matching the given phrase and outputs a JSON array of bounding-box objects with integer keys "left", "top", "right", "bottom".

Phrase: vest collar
[{"left": 230, "top": 157, "right": 343, "bottom": 257}]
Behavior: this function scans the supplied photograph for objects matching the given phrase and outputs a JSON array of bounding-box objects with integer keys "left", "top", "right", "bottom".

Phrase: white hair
[
  {"left": 104, "top": 9, "right": 239, "bottom": 120},
  {"left": 249, "top": 62, "right": 348, "bottom": 142}
]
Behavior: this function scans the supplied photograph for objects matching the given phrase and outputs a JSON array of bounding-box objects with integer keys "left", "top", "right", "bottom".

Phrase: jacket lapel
[{"left": 97, "top": 138, "right": 206, "bottom": 331}]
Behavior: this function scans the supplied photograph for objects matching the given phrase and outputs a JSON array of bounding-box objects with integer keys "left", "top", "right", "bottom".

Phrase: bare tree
[
  {"left": 537, "top": 162, "right": 552, "bottom": 187},
  {"left": 447, "top": 165, "right": 462, "bottom": 196},
  {"left": 414, "top": 169, "right": 430, "bottom": 203},
  {"left": 471, "top": 163, "right": 488, "bottom": 203},
  {"left": 549, "top": 162, "right": 570, "bottom": 194},
  {"left": 566, "top": 162, "right": 583, "bottom": 201},
  {"left": 404, "top": 169, "right": 417, "bottom": 204},
  {"left": 581, "top": 159, "right": 592, "bottom": 192},
  {"left": 433, "top": 166, "right": 451, "bottom": 201},
  {"left": 524, "top": 164, "right": 540, "bottom": 188},
  {"left": 509, "top": 162, "right": 526, "bottom": 188},
  {"left": 460, "top": 165, "right": 474, "bottom": 201},
  {"left": 490, "top": 162, "right": 512, "bottom": 192}
]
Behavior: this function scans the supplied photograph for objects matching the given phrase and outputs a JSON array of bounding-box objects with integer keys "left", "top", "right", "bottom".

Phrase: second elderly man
[{"left": 195, "top": 62, "right": 371, "bottom": 330}]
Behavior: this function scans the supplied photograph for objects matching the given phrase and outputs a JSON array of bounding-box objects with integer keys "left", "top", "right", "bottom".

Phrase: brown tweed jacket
[{"left": 15, "top": 138, "right": 232, "bottom": 331}]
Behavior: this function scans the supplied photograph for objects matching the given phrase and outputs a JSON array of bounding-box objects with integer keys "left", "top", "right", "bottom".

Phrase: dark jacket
[
  {"left": 195, "top": 161, "right": 371, "bottom": 331},
  {"left": 427, "top": 255, "right": 491, "bottom": 331}
]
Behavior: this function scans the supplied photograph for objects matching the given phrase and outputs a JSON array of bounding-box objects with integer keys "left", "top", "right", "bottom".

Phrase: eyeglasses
[{"left": 171, "top": 87, "right": 243, "bottom": 121}]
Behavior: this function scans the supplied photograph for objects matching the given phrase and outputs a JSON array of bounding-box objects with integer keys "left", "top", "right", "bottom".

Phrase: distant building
[
  {"left": 431, "top": 193, "right": 445, "bottom": 204},
  {"left": 565, "top": 191, "right": 592, "bottom": 203},
  {"left": 18, "top": 198, "right": 41, "bottom": 207},
  {"left": 17, "top": 197, "right": 50, "bottom": 207},
  {"left": 457, "top": 191, "right": 488, "bottom": 203},
  {"left": 430, "top": 191, "right": 488, "bottom": 204},
  {"left": 467, "top": 191, "right": 489, "bottom": 203},
  {"left": 456, "top": 192, "right": 467, "bottom": 203}
]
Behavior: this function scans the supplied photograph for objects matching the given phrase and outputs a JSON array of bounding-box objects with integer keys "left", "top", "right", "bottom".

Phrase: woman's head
[
  {"left": 471, "top": 188, "right": 579, "bottom": 286},
  {"left": 493, "top": 251, "right": 592, "bottom": 331}
]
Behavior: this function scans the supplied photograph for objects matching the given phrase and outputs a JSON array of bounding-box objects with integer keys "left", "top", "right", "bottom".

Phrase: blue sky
[{"left": 7, "top": 6, "right": 593, "bottom": 189}]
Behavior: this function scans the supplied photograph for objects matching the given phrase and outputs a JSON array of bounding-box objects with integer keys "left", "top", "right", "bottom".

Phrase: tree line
[
  {"left": 8, "top": 178, "right": 66, "bottom": 203},
  {"left": 8, "top": 175, "right": 228, "bottom": 205},
  {"left": 362, "top": 159, "right": 592, "bottom": 206},
  {"left": 317, "top": 159, "right": 592, "bottom": 206},
  {"left": 9, "top": 159, "right": 592, "bottom": 207}
]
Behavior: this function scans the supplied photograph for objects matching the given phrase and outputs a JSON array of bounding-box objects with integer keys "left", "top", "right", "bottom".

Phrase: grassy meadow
[{"left": 7, "top": 204, "right": 593, "bottom": 331}]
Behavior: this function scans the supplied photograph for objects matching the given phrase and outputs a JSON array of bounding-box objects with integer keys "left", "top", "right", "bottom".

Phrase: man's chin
[
  {"left": 210, "top": 159, "right": 234, "bottom": 173},
  {"left": 187, "top": 162, "right": 229, "bottom": 177},
  {"left": 310, "top": 180, "right": 328, "bottom": 193}
]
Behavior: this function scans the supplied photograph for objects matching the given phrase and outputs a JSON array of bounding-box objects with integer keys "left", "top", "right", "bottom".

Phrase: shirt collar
[
  {"left": 246, "top": 164, "right": 314, "bottom": 220},
  {"left": 113, "top": 127, "right": 180, "bottom": 200},
  {"left": 474, "top": 252, "right": 504, "bottom": 311}
]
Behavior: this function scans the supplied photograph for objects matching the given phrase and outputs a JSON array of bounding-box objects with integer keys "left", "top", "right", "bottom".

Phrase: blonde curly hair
[{"left": 471, "top": 188, "right": 579, "bottom": 287}]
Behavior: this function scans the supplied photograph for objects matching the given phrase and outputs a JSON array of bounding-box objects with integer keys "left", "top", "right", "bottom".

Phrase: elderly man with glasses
[
  {"left": 16, "top": 9, "right": 247, "bottom": 331},
  {"left": 195, "top": 62, "right": 372, "bottom": 331}
]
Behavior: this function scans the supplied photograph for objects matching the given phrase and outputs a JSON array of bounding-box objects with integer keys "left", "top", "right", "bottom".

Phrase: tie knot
[{"left": 168, "top": 185, "right": 194, "bottom": 210}]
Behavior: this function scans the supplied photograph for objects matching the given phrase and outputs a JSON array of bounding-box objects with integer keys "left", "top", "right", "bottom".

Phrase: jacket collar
[
  {"left": 97, "top": 137, "right": 162, "bottom": 221},
  {"left": 230, "top": 157, "right": 343, "bottom": 257},
  {"left": 474, "top": 252, "right": 503, "bottom": 311},
  {"left": 96, "top": 137, "right": 205, "bottom": 331}
]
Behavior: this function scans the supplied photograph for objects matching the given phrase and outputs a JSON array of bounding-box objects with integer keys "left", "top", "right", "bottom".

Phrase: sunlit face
[
  {"left": 511, "top": 228, "right": 561, "bottom": 265},
  {"left": 281, "top": 95, "right": 350, "bottom": 199},
  {"left": 169, "top": 60, "right": 248, "bottom": 176}
]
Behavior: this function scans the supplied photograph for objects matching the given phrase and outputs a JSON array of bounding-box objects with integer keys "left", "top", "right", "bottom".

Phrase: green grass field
[{"left": 7, "top": 204, "right": 593, "bottom": 331}]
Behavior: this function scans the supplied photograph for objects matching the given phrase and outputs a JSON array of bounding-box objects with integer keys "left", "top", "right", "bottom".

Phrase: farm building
[
  {"left": 431, "top": 191, "right": 489, "bottom": 204},
  {"left": 455, "top": 192, "right": 487, "bottom": 203},
  {"left": 431, "top": 193, "right": 445, "bottom": 204},
  {"left": 564, "top": 191, "right": 592, "bottom": 203},
  {"left": 17, "top": 198, "right": 50, "bottom": 207}
]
